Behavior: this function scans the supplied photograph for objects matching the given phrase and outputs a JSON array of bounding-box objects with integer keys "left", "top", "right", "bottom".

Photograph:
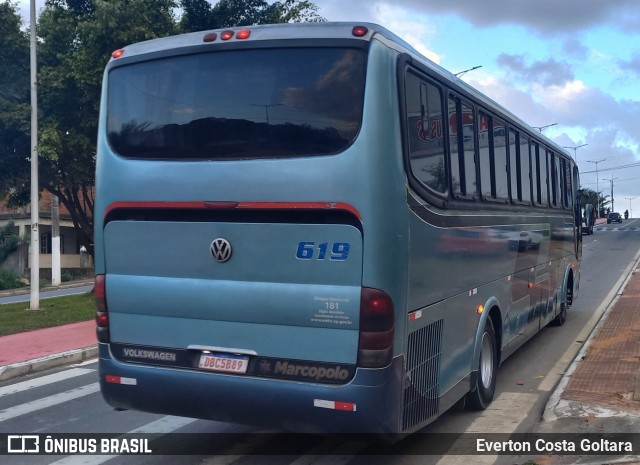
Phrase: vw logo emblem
[{"left": 210, "top": 238, "right": 232, "bottom": 263}]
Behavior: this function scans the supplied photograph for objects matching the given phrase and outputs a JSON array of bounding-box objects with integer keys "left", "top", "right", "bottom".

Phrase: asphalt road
[
  {"left": 0, "top": 284, "right": 94, "bottom": 305},
  {"left": 1, "top": 222, "right": 640, "bottom": 465}
]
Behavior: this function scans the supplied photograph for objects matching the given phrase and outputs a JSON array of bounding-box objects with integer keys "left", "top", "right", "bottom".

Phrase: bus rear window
[{"left": 107, "top": 48, "right": 367, "bottom": 159}]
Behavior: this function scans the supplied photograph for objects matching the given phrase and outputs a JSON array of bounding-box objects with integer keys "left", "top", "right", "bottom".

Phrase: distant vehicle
[
  {"left": 607, "top": 212, "right": 622, "bottom": 224},
  {"left": 582, "top": 217, "right": 593, "bottom": 235}
]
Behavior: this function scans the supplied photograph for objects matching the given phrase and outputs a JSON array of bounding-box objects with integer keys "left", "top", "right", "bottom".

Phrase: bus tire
[
  {"left": 551, "top": 302, "right": 567, "bottom": 326},
  {"left": 466, "top": 318, "right": 497, "bottom": 410}
]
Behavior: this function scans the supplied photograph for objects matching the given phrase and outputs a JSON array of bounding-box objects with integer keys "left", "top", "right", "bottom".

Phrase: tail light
[
  {"left": 358, "top": 288, "right": 394, "bottom": 368},
  {"left": 95, "top": 274, "right": 110, "bottom": 343}
]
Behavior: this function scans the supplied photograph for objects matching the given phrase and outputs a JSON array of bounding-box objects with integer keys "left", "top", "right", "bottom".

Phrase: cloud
[
  {"left": 394, "top": 0, "right": 640, "bottom": 35},
  {"left": 497, "top": 54, "right": 574, "bottom": 86},
  {"left": 618, "top": 54, "right": 640, "bottom": 77}
]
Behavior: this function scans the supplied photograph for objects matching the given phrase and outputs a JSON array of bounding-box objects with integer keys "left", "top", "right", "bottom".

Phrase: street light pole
[
  {"left": 625, "top": 197, "right": 636, "bottom": 218},
  {"left": 454, "top": 65, "right": 482, "bottom": 77},
  {"left": 563, "top": 143, "right": 587, "bottom": 164},
  {"left": 586, "top": 159, "right": 605, "bottom": 215},
  {"left": 533, "top": 123, "right": 558, "bottom": 132},
  {"left": 29, "top": 0, "right": 39, "bottom": 311}
]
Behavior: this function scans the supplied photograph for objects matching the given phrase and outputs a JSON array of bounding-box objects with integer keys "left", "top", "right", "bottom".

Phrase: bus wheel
[
  {"left": 552, "top": 280, "right": 571, "bottom": 327},
  {"left": 466, "top": 318, "right": 497, "bottom": 410},
  {"left": 551, "top": 301, "right": 567, "bottom": 326}
]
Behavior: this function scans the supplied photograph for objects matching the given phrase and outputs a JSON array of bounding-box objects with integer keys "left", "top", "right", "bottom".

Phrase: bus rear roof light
[
  {"left": 203, "top": 32, "right": 218, "bottom": 42},
  {"left": 352, "top": 26, "right": 368, "bottom": 37},
  {"left": 236, "top": 29, "right": 251, "bottom": 40},
  {"left": 221, "top": 30, "right": 234, "bottom": 40},
  {"left": 111, "top": 49, "right": 124, "bottom": 59}
]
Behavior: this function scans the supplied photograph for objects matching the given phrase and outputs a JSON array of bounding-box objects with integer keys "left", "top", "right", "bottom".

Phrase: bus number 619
[{"left": 296, "top": 242, "right": 350, "bottom": 261}]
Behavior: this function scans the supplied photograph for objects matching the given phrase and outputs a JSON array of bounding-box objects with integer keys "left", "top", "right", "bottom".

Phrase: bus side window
[{"left": 405, "top": 71, "right": 446, "bottom": 195}]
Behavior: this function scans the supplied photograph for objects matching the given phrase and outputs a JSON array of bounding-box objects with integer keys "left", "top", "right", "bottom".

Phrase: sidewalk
[{"left": 0, "top": 280, "right": 97, "bottom": 381}]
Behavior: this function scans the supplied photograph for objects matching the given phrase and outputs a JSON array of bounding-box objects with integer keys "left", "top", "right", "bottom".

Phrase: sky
[
  {"left": 315, "top": 0, "right": 640, "bottom": 217},
  {"left": 18, "top": 0, "right": 640, "bottom": 216}
]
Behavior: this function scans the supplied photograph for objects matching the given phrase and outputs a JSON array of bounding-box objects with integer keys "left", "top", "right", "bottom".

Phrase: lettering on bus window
[{"left": 405, "top": 71, "right": 446, "bottom": 194}]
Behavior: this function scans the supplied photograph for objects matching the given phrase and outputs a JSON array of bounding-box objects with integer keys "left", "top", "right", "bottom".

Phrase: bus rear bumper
[{"left": 98, "top": 343, "right": 405, "bottom": 434}]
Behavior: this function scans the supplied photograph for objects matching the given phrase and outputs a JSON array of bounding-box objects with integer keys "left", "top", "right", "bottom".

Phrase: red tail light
[
  {"left": 358, "top": 288, "right": 394, "bottom": 368},
  {"left": 95, "top": 274, "right": 110, "bottom": 343}
]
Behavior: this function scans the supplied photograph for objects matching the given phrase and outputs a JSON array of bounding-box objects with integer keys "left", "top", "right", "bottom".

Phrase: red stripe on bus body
[{"left": 105, "top": 201, "right": 361, "bottom": 219}]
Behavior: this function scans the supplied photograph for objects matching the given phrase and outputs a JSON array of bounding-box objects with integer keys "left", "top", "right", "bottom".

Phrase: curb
[
  {"left": 0, "top": 346, "right": 98, "bottom": 382},
  {"left": 0, "top": 280, "right": 94, "bottom": 299}
]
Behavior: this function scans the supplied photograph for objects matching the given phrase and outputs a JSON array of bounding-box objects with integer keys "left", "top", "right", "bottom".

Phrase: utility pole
[
  {"left": 563, "top": 144, "right": 587, "bottom": 164},
  {"left": 29, "top": 0, "right": 39, "bottom": 310},
  {"left": 605, "top": 177, "right": 618, "bottom": 213}
]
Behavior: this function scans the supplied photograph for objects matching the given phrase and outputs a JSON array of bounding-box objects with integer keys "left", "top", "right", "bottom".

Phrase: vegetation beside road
[{"left": 0, "top": 293, "right": 94, "bottom": 336}]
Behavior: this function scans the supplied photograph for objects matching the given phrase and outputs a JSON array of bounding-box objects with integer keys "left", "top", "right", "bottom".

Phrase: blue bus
[{"left": 95, "top": 22, "right": 582, "bottom": 434}]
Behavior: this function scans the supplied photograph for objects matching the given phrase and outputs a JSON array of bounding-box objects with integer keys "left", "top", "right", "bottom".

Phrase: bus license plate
[{"left": 198, "top": 353, "right": 249, "bottom": 374}]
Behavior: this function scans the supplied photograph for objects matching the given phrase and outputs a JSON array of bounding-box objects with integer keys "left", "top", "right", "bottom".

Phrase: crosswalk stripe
[
  {"left": 49, "top": 416, "right": 197, "bottom": 465},
  {"left": 0, "top": 368, "right": 94, "bottom": 399},
  {"left": 0, "top": 382, "right": 100, "bottom": 422}
]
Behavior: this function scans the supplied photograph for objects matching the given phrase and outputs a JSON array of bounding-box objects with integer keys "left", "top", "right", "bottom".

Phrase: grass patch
[{"left": 0, "top": 292, "right": 95, "bottom": 336}]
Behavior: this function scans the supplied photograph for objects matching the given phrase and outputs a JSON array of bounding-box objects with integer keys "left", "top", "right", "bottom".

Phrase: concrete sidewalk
[{"left": 0, "top": 279, "right": 97, "bottom": 381}]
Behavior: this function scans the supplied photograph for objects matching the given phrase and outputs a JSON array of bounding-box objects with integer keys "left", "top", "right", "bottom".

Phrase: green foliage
[
  {"left": 579, "top": 186, "right": 609, "bottom": 216},
  {"left": 0, "top": 221, "right": 19, "bottom": 264},
  {"left": 179, "top": 0, "right": 324, "bottom": 32},
  {"left": 0, "top": 1, "right": 30, "bottom": 207},
  {"left": 0, "top": 0, "right": 324, "bottom": 254},
  {"left": 0, "top": 269, "right": 22, "bottom": 290}
]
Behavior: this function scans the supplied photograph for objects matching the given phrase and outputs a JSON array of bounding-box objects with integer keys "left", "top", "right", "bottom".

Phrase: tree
[
  {"left": 0, "top": 222, "right": 19, "bottom": 264},
  {"left": 580, "top": 187, "right": 609, "bottom": 217},
  {"left": 0, "top": 1, "right": 30, "bottom": 207},
  {"left": 180, "top": 0, "right": 324, "bottom": 32},
  {"left": 1, "top": 0, "right": 323, "bottom": 255},
  {"left": 33, "top": 0, "right": 178, "bottom": 254}
]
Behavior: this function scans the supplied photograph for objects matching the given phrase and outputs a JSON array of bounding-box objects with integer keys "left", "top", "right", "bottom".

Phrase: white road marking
[
  {"left": 0, "top": 383, "right": 100, "bottom": 422},
  {"left": 49, "top": 416, "right": 197, "bottom": 465},
  {"left": 0, "top": 368, "right": 94, "bottom": 398}
]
